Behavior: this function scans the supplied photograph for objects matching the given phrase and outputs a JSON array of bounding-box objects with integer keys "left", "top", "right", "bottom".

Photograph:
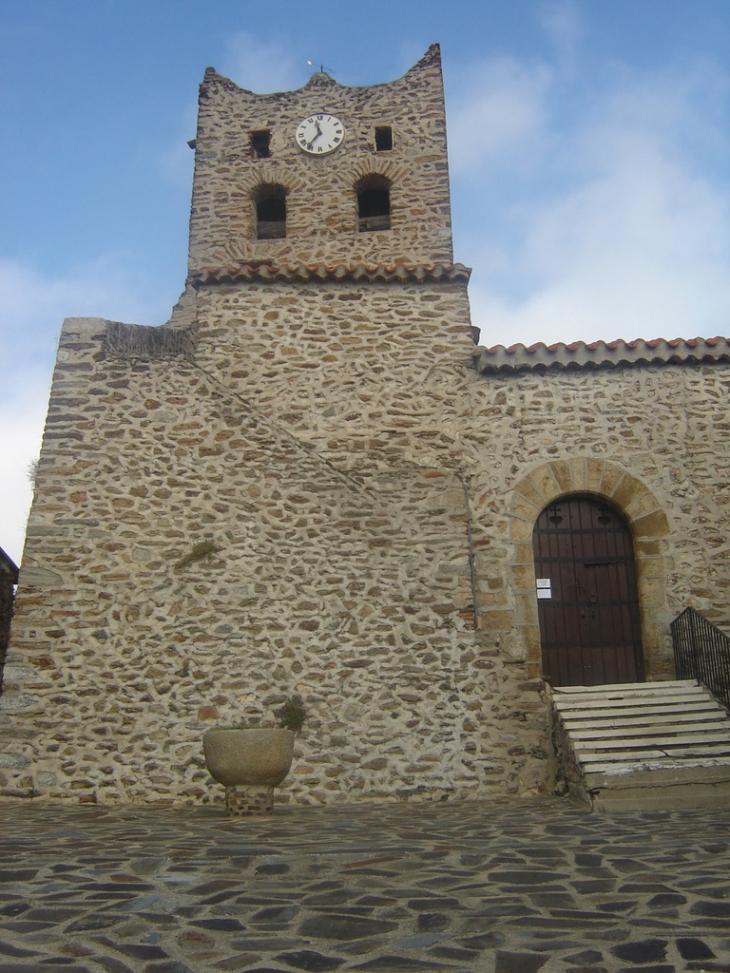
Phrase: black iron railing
[{"left": 671, "top": 607, "right": 730, "bottom": 711}]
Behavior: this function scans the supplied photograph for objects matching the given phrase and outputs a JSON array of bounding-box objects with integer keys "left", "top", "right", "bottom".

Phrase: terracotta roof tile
[
  {"left": 189, "top": 262, "right": 472, "bottom": 287},
  {"left": 473, "top": 336, "right": 730, "bottom": 375}
]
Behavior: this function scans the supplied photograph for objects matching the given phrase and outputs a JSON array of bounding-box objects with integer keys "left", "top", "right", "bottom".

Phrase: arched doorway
[{"left": 532, "top": 495, "right": 645, "bottom": 686}]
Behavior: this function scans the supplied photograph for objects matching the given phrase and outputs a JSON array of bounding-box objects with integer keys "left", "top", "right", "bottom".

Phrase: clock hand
[{"left": 307, "top": 125, "right": 323, "bottom": 150}]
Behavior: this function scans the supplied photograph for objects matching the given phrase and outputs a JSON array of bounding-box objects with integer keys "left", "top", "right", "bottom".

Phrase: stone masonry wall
[
  {"left": 0, "top": 282, "right": 553, "bottom": 806},
  {"left": 188, "top": 45, "right": 453, "bottom": 272},
  {"left": 463, "top": 362, "right": 730, "bottom": 681},
  {"left": 5, "top": 296, "right": 730, "bottom": 807}
]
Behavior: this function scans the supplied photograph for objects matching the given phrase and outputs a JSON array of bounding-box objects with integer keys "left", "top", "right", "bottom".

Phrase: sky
[{"left": 2, "top": 0, "right": 730, "bottom": 564}]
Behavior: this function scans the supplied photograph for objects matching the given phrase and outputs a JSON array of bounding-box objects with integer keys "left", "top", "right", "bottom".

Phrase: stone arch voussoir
[
  {"left": 234, "top": 172, "right": 307, "bottom": 200},
  {"left": 348, "top": 159, "right": 409, "bottom": 188}
]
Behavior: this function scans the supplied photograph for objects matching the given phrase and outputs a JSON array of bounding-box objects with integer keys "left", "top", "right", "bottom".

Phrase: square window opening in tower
[
  {"left": 250, "top": 130, "right": 271, "bottom": 159},
  {"left": 357, "top": 174, "right": 391, "bottom": 232},
  {"left": 375, "top": 126, "right": 393, "bottom": 151}
]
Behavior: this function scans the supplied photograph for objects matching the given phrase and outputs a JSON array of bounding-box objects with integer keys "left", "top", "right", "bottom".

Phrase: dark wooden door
[{"left": 532, "top": 496, "right": 644, "bottom": 686}]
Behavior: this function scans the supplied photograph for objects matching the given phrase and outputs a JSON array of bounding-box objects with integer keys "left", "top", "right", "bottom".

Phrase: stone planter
[{"left": 203, "top": 728, "right": 295, "bottom": 817}]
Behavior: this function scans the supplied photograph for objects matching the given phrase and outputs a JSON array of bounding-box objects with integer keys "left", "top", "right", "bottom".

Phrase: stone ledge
[{"left": 189, "top": 262, "right": 472, "bottom": 287}]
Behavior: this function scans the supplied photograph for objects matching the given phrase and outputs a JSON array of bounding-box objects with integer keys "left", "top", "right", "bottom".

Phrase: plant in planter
[{"left": 203, "top": 696, "right": 305, "bottom": 817}]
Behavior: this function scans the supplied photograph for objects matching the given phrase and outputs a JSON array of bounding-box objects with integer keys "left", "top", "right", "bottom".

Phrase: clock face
[{"left": 296, "top": 113, "right": 345, "bottom": 155}]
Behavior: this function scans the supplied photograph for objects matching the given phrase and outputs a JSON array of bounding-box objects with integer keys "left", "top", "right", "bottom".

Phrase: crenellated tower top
[{"left": 186, "top": 44, "right": 453, "bottom": 276}]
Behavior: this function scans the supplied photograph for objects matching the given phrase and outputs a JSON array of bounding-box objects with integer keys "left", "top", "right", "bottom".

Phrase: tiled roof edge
[
  {"left": 189, "top": 262, "right": 472, "bottom": 286},
  {"left": 473, "top": 336, "right": 730, "bottom": 375}
]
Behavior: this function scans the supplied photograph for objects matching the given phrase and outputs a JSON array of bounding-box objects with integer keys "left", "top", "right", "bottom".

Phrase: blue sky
[{"left": 2, "top": 0, "right": 730, "bottom": 562}]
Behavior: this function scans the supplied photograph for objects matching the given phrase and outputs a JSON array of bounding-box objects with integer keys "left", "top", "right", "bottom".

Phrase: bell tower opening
[
  {"left": 357, "top": 174, "right": 391, "bottom": 232},
  {"left": 250, "top": 130, "right": 271, "bottom": 159},
  {"left": 375, "top": 126, "right": 393, "bottom": 151},
  {"left": 254, "top": 183, "right": 287, "bottom": 239},
  {"left": 187, "top": 45, "right": 453, "bottom": 271}
]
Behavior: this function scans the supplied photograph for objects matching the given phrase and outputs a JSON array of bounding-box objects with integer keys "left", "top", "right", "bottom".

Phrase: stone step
[
  {"left": 551, "top": 678, "right": 730, "bottom": 811},
  {"left": 578, "top": 742, "right": 730, "bottom": 762},
  {"left": 570, "top": 721, "right": 730, "bottom": 747},
  {"left": 569, "top": 719, "right": 730, "bottom": 741},
  {"left": 584, "top": 755, "right": 730, "bottom": 777},
  {"left": 553, "top": 690, "right": 713, "bottom": 712},
  {"left": 583, "top": 762, "right": 730, "bottom": 812},
  {"left": 561, "top": 708, "right": 724, "bottom": 729},
  {"left": 554, "top": 679, "right": 697, "bottom": 696}
]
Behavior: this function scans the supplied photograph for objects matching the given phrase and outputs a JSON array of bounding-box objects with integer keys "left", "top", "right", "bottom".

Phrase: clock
[{"left": 296, "top": 113, "right": 345, "bottom": 155}]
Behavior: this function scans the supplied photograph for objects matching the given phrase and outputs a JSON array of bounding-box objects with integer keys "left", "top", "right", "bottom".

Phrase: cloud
[
  {"left": 221, "top": 32, "right": 307, "bottom": 93},
  {"left": 0, "top": 370, "right": 49, "bottom": 566},
  {"left": 447, "top": 57, "right": 553, "bottom": 176},
  {"left": 539, "top": 0, "right": 583, "bottom": 74},
  {"left": 452, "top": 55, "right": 730, "bottom": 347},
  {"left": 156, "top": 100, "right": 198, "bottom": 189}
]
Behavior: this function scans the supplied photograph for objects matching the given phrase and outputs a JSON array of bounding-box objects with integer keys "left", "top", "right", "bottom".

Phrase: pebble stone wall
[
  {"left": 0, "top": 282, "right": 552, "bottom": 806},
  {"left": 463, "top": 363, "right": 730, "bottom": 681}
]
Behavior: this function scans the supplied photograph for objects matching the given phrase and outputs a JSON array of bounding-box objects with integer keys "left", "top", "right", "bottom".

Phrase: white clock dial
[{"left": 296, "top": 113, "right": 345, "bottom": 155}]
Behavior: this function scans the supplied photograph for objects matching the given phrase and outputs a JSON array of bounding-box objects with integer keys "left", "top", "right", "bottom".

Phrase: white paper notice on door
[{"left": 536, "top": 578, "right": 552, "bottom": 599}]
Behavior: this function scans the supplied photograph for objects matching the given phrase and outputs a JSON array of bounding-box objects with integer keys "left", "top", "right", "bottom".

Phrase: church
[{"left": 2, "top": 44, "right": 730, "bottom": 807}]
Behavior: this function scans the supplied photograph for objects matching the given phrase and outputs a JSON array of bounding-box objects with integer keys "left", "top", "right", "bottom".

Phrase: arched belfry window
[
  {"left": 254, "top": 183, "right": 287, "bottom": 239},
  {"left": 356, "top": 174, "right": 391, "bottom": 232}
]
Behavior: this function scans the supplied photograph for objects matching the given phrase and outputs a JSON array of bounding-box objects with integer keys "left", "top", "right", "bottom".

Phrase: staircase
[{"left": 551, "top": 680, "right": 730, "bottom": 811}]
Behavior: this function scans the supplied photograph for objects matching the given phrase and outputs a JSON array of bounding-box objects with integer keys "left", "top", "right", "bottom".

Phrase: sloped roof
[
  {"left": 189, "top": 262, "right": 472, "bottom": 287},
  {"left": 473, "top": 336, "right": 730, "bottom": 375}
]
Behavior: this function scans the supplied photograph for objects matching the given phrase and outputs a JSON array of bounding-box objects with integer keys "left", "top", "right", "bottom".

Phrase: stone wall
[
  {"left": 0, "top": 279, "right": 553, "bottom": 806},
  {"left": 464, "top": 361, "right": 730, "bottom": 681},
  {"left": 4, "top": 296, "right": 730, "bottom": 807}
]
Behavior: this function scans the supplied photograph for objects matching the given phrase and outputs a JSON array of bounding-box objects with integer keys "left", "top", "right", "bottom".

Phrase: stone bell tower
[
  {"left": 1, "top": 47, "right": 552, "bottom": 809},
  {"left": 187, "top": 43, "right": 453, "bottom": 273}
]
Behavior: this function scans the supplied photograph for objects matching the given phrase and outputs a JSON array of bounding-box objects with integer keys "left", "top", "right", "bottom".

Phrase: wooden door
[{"left": 532, "top": 496, "right": 644, "bottom": 687}]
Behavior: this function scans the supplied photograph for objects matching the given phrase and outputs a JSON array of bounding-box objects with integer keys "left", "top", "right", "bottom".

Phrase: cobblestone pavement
[{"left": 1, "top": 797, "right": 729, "bottom": 973}]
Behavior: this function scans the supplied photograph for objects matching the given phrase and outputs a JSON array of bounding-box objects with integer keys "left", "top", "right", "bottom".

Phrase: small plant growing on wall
[
  {"left": 27, "top": 458, "right": 39, "bottom": 486},
  {"left": 175, "top": 539, "right": 219, "bottom": 570},
  {"left": 213, "top": 696, "right": 307, "bottom": 732},
  {"left": 276, "top": 695, "right": 306, "bottom": 733}
]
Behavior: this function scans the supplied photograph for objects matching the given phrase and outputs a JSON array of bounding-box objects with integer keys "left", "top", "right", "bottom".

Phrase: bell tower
[
  {"left": 187, "top": 44, "right": 453, "bottom": 274},
  {"left": 0, "top": 46, "right": 489, "bottom": 810}
]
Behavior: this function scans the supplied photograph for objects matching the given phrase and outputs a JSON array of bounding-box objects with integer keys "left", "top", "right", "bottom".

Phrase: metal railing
[{"left": 671, "top": 607, "right": 730, "bottom": 711}]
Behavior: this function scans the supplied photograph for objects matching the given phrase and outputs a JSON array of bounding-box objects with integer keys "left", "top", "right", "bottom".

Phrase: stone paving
[{"left": 1, "top": 797, "right": 729, "bottom": 973}]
